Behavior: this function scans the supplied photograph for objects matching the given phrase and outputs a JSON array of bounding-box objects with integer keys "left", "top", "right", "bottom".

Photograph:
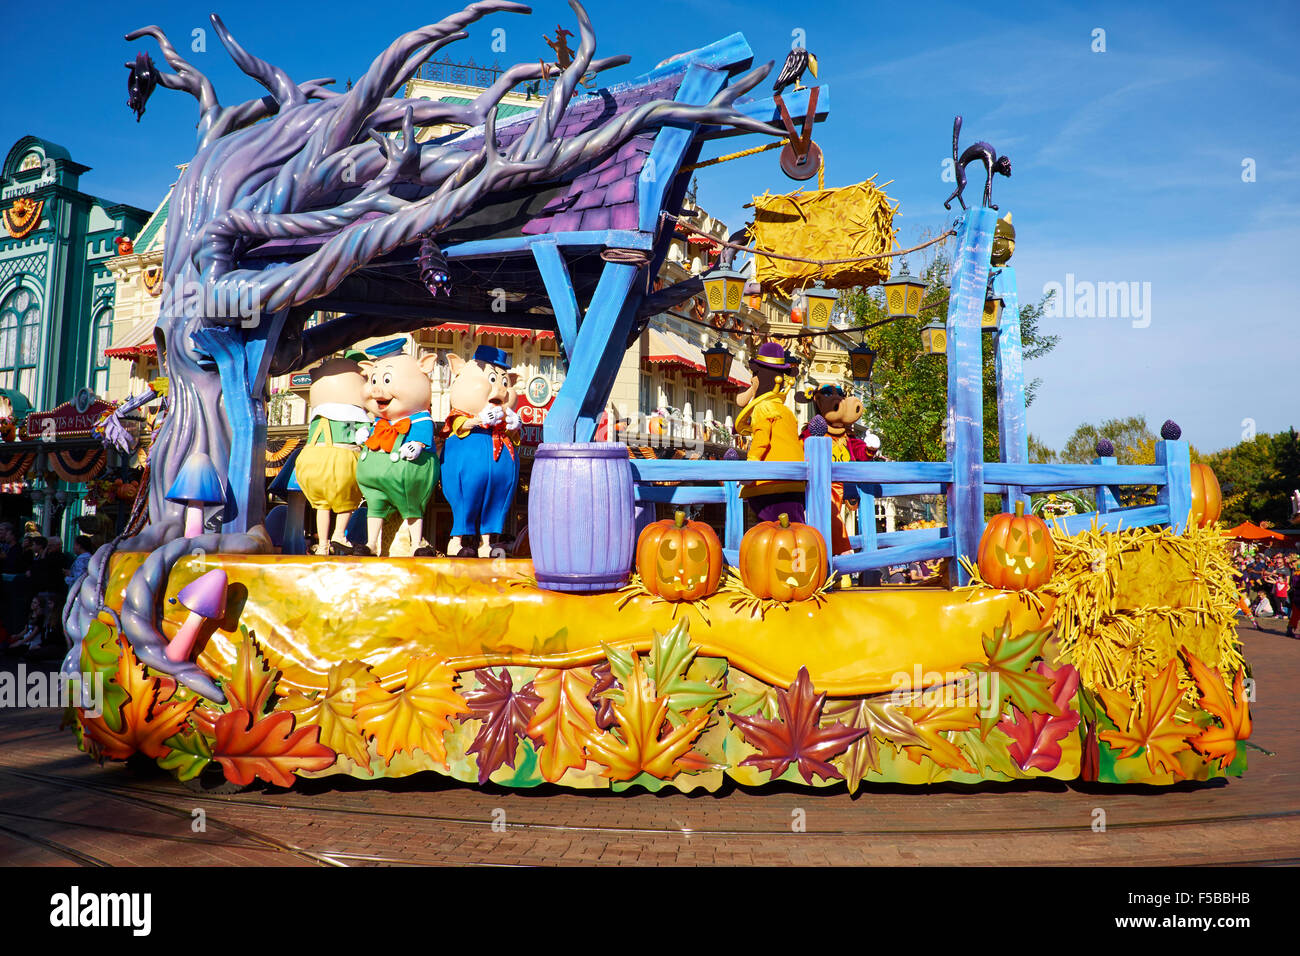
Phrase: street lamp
[
  {"left": 920, "top": 320, "right": 947, "bottom": 355},
  {"left": 702, "top": 267, "right": 747, "bottom": 317},
  {"left": 881, "top": 259, "right": 927, "bottom": 320},
  {"left": 802, "top": 281, "right": 839, "bottom": 330},
  {"left": 848, "top": 343, "right": 877, "bottom": 383},
  {"left": 703, "top": 341, "right": 733, "bottom": 382}
]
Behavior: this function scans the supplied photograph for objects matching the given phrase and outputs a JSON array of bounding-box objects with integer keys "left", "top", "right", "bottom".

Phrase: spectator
[
  {"left": 66, "top": 536, "right": 93, "bottom": 586},
  {"left": 1288, "top": 563, "right": 1300, "bottom": 639}
]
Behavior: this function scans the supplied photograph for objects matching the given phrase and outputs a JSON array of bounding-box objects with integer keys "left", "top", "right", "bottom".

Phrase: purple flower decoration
[
  {"left": 1095, "top": 437, "right": 1114, "bottom": 457},
  {"left": 1160, "top": 419, "right": 1182, "bottom": 441}
]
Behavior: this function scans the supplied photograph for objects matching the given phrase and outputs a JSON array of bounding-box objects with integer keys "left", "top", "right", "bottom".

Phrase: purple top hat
[{"left": 748, "top": 341, "right": 797, "bottom": 372}]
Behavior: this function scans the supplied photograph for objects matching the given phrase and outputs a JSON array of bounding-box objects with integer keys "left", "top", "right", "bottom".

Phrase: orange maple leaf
[
  {"left": 212, "top": 709, "right": 336, "bottom": 787},
  {"left": 222, "top": 634, "right": 278, "bottom": 717},
  {"left": 352, "top": 656, "right": 468, "bottom": 767},
  {"left": 1181, "top": 648, "right": 1251, "bottom": 771},
  {"left": 526, "top": 667, "right": 599, "bottom": 783},
  {"left": 899, "top": 703, "right": 980, "bottom": 773},
  {"left": 82, "top": 639, "right": 197, "bottom": 760},
  {"left": 1098, "top": 660, "right": 1194, "bottom": 778},
  {"left": 280, "top": 661, "right": 379, "bottom": 772},
  {"left": 582, "top": 656, "right": 711, "bottom": 782}
]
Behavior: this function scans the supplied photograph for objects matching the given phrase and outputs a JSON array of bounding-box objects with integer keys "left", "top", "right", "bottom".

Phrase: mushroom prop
[
  {"left": 166, "top": 569, "right": 228, "bottom": 663},
  {"left": 166, "top": 453, "right": 224, "bottom": 537}
]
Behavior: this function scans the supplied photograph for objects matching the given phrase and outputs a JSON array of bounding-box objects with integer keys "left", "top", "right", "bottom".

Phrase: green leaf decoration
[
  {"left": 951, "top": 728, "right": 1021, "bottom": 780},
  {"left": 963, "top": 619, "right": 1060, "bottom": 738},
  {"left": 158, "top": 728, "right": 214, "bottom": 782},
  {"left": 530, "top": 627, "right": 569, "bottom": 657},
  {"left": 602, "top": 621, "right": 726, "bottom": 727},
  {"left": 80, "top": 621, "right": 129, "bottom": 733}
]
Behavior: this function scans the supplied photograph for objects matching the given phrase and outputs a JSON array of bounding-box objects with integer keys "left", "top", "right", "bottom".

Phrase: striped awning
[
  {"left": 645, "top": 327, "right": 707, "bottom": 374},
  {"left": 105, "top": 319, "right": 158, "bottom": 360}
]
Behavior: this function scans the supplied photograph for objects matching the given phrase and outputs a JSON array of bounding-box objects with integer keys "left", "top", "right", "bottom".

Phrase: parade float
[{"left": 62, "top": 0, "right": 1251, "bottom": 794}]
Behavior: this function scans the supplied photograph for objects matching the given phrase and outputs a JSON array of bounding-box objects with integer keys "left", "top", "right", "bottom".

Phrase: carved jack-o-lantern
[
  {"left": 1189, "top": 463, "right": 1222, "bottom": 529},
  {"left": 636, "top": 510, "right": 723, "bottom": 602},
  {"left": 977, "top": 501, "right": 1054, "bottom": 591},
  {"left": 739, "top": 513, "right": 827, "bottom": 602}
]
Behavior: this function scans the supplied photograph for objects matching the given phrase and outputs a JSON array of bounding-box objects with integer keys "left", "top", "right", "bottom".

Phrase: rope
[
  {"left": 664, "top": 212, "right": 955, "bottom": 267},
  {"left": 679, "top": 139, "right": 788, "bottom": 172}
]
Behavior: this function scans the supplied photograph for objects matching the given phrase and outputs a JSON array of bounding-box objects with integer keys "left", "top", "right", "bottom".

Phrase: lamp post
[
  {"left": 848, "top": 343, "right": 877, "bottom": 384},
  {"left": 881, "top": 259, "right": 927, "bottom": 320},
  {"left": 703, "top": 341, "right": 733, "bottom": 383},
  {"left": 920, "top": 320, "right": 947, "bottom": 355},
  {"left": 702, "top": 267, "right": 747, "bottom": 317},
  {"left": 802, "top": 281, "right": 839, "bottom": 330}
]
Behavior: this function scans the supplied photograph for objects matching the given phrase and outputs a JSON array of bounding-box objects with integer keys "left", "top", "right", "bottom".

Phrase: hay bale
[{"left": 749, "top": 177, "right": 898, "bottom": 293}]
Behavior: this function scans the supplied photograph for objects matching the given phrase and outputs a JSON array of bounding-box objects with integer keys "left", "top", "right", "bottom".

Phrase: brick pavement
[{"left": 1, "top": 617, "right": 1297, "bottom": 866}]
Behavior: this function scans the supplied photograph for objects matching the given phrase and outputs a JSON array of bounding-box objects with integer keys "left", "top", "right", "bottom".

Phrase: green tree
[
  {"left": 1060, "top": 416, "right": 1154, "bottom": 464},
  {"left": 841, "top": 252, "right": 1058, "bottom": 463},
  {"left": 1209, "top": 432, "right": 1281, "bottom": 526},
  {"left": 1028, "top": 433, "right": 1058, "bottom": 463}
]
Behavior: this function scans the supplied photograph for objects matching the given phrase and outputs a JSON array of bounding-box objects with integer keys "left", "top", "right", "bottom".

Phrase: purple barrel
[{"left": 529, "top": 442, "right": 635, "bottom": 593}]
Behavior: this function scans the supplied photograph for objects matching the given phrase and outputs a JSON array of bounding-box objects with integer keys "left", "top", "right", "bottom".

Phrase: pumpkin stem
[
  {"left": 674, "top": 511, "right": 686, "bottom": 528},
  {"left": 1014, "top": 500, "right": 1025, "bottom": 517},
  {"left": 778, "top": 513, "right": 790, "bottom": 528}
]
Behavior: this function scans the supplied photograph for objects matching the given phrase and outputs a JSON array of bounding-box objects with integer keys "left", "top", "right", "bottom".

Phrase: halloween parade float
[{"left": 63, "top": 0, "right": 1250, "bottom": 796}]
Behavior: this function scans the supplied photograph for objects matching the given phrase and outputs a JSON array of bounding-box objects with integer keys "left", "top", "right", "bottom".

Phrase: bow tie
[{"left": 366, "top": 417, "right": 410, "bottom": 453}]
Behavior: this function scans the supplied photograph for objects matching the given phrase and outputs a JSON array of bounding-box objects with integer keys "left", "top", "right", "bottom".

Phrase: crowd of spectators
[
  {"left": 1232, "top": 546, "right": 1300, "bottom": 638},
  {"left": 0, "top": 521, "right": 93, "bottom": 661}
]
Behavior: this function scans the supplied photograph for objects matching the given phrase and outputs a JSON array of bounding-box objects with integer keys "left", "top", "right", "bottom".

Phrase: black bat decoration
[
  {"left": 125, "top": 52, "right": 158, "bottom": 122},
  {"left": 418, "top": 234, "right": 452, "bottom": 296}
]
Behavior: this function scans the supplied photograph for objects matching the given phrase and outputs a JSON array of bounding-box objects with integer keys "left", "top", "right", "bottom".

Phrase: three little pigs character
[
  {"left": 734, "top": 342, "right": 805, "bottom": 523},
  {"left": 798, "top": 383, "right": 878, "bottom": 555},
  {"left": 440, "top": 345, "right": 522, "bottom": 557},
  {"left": 295, "top": 355, "right": 369, "bottom": 555},
  {"left": 354, "top": 339, "right": 439, "bottom": 557}
]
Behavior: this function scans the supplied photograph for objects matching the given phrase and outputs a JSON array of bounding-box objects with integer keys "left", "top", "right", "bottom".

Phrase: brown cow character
[{"left": 798, "top": 384, "right": 879, "bottom": 555}]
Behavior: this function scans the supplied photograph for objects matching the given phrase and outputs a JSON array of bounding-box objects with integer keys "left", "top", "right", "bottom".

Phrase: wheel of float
[{"left": 179, "top": 766, "right": 251, "bottom": 795}]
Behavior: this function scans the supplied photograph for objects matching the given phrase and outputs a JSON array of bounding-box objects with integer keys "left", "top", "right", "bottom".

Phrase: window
[
  {"left": 538, "top": 351, "right": 565, "bottom": 384},
  {"left": 0, "top": 286, "right": 40, "bottom": 397},
  {"left": 639, "top": 373, "right": 655, "bottom": 418},
  {"left": 91, "top": 308, "right": 113, "bottom": 394}
]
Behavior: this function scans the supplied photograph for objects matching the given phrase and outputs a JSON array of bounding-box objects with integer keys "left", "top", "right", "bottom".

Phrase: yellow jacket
[{"left": 734, "top": 388, "right": 805, "bottom": 498}]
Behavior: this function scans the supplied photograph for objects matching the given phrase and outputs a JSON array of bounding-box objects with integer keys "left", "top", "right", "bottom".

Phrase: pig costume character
[
  {"left": 439, "top": 345, "right": 522, "bottom": 557},
  {"left": 295, "top": 355, "right": 368, "bottom": 555},
  {"left": 734, "top": 342, "right": 805, "bottom": 523},
  {"left": 798, "top": 383, "right": 876, "bottom": 555},
  {"left": 354, "top": 339, "right": 439, "bottom": 557}
]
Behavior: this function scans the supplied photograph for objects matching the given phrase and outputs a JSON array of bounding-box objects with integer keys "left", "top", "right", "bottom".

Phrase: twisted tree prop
[{"left": 66, "top": 0, "right": 780, "bottom": 701}]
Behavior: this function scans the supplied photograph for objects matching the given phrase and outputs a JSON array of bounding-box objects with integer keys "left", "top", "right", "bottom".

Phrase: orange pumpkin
[
  {"left": 636, "top": 510, "right": 723, "bottom": 602},
  {"left": 977, "top": 501, "right": 1054, "bottom": 591},
  {"left": 739, "top": 513, "right": 827, "bottom": 602},
  {"left": 1189, "top": 463, "right": 1222, "bottom": 528}
]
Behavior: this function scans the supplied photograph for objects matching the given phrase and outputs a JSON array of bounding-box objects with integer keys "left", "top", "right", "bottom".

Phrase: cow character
[{"left": 798, "top": 383, "right": 879, "bottom": 555}]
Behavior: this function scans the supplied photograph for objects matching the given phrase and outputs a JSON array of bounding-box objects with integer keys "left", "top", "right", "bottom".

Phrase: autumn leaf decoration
[
  {"left": 462, "top": 668, "right": 542, "bottom": 784},
  {"left": 81, "top": 639, "right": 197, "bottom": 761},
  {"left": 729, "top": 667, "right": 868, "bottom": 784},
  {"left": 898, "top": 700, "right": 980, "bottom": 773},
  {"left": 601, "top": 621, "right": 726, "bottom": 728},
  {"left": 212, "top": 710, "right": 336, "bottom": 788},
  {"left": 998, "top": 663, "right": 1082, "bottom": 772},
  {"left": 583, "top": 655, "right": 712, "bottom": 782},
  {"left": 279, "top": 660, "right": 379, "bottom": 772},
  {"left": 1097, "top": 659, "right": 1195, "bottom": 778},
  {"left": 526, "top": 667, "right": 600, "bottom": 783},
  {"left": 821, "top": 697, "right": 927, "bottom": 794},
  {"left": 353, "top": 655, "right": 469, "bottom": 767},
  {"left": 1181, "top": 648, "right": 1251, "bottom": 770},
  {"left": 963, "top": 620, "right": 1060, "bottom": 738},
  {"left": 221, "top": 633, "right": 279, "bottom": 716}
]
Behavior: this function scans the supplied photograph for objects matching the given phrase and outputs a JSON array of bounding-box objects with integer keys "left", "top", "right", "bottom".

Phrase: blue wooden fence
[{"left": 629, "top": 436, "right": 1195, "bottom": 579}]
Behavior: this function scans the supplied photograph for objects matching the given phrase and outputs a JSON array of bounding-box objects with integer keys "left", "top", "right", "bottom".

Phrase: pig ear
[
  {"left": 507, "top": 371, "right": 521, "bottom": 388},
  {"left": 446, "top": 352, "right": 465, "bottom": 375},
  {"left": 418, "top": 352, "right": 438, "bottom": 376},
  {"left": 358, "top": 360, "right": 375, "bottom": 374}
]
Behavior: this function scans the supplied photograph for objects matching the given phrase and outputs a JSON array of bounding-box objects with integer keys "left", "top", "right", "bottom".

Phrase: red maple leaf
[
  {"left": 998, "top": 662, "right": 1081, "bottom": 772},
  {"left": 212, "top": 709, "right": 336, "bottom": 787},
  {"left": 463, "top": 668, "right": 542, "bottom": 784},
  {"left": 729, "top": 667, "right": 868, "bottom": 784}
]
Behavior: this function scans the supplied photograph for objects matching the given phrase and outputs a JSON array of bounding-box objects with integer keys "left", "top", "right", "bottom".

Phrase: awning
[
  {"left": 645, "top": 327, "right": 707, "bottom": 374},
  {"left": 105, "top": 319, "right": 158, "bottom": 360},
  {"left": 426, "top": 323, "right": 471, "bottom": 334},
  {"left": 475, "top": 325, "right": 555, "bottom": 340},
  {"left": 1224, "top": 522, "right": 1286, "bottom": 541}
]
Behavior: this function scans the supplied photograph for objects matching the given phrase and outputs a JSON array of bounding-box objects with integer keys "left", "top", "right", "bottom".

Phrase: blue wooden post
[
  {"left": 945, "top": 208, "right": 997, "bottom": 585},
  {"left": 283, "top": 491, "right": 307, "bottom": 554},
  {"left": 724, "top": 480, "right": 743, "bottom": 553},
  {"left": 805, "top": 435, "right": 833, "bottom": 572},
  {"left": 531, "top": 240, "right": 580, "bottom": 362},
  {"left": 992, "top": 265, "right": 1030, "bottom": 513},
  {"left": 1092, "top": 456, "right": 1120, "bottom": 513},
  {"left": 634, "top": 500, "right": 656, "bottom": 540},
  {"left": 857, "top": 492, "right": 877, "bottom": 553},
  {"left": 1156, "top": 439, "right": 1192, "bottom": 533}
]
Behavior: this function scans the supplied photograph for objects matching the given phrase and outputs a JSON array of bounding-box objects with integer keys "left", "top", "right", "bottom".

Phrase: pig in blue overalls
[{"left": 439, "top": 346, "right": 520, "bottom": 545}]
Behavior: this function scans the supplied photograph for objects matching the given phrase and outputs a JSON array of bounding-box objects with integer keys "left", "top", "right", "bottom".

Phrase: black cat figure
[
  {"left": 125, "top": 52, "right": 158, "bottom": 123},
  {"left": 943, "top": 115, "right": 1011, "bottom": 212}
]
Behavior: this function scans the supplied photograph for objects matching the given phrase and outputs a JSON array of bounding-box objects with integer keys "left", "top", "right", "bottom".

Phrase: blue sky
[{"left": 5, "top": 0, "right": 1297, "bottom": 453}]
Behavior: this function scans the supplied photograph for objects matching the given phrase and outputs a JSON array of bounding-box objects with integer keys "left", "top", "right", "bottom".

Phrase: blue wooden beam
[
  {"left": 805, "top": 436, "right": 834, "bottom": 564},
  {"left": 635, "top": 485, "right": 729, "bottom": 504},
  {"left": 835, "top": 537, "right": 956, "bottom": 575},
  {"left": 443, "top": 230, "right": 651, "bottom": 260},
  {"left": 701, "top": 86, "right": 831, "bottom": 140},
  {"left": 983, "top": 463, "right": 1166, "bottom": 486},
  {"left": 530, "top": 239, "right": 580, "bottom": 362},
  {"left": 724, "top": 480, "right": 744, "bottom": 553},
  {"left": 993, "top": 265, "right": 1030, "bottom": 513},
  {"left": 1092, "top": 456, "right": 1121, "bottom": 513},
  {"left": 1048, "top": 504, "right": 1172, "bottom": 537},
  {"left": 639, "top": 62, "right": 730, "bottom": 233},
  {"left": 945, "top": 208, "right": 997, "bottom": 585},
  {"left": 634, "top": 33, "right": 755, "bottom": 84},
  {"left": 1156, "top": 439, "right": 1192, "bottom": 534}
]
